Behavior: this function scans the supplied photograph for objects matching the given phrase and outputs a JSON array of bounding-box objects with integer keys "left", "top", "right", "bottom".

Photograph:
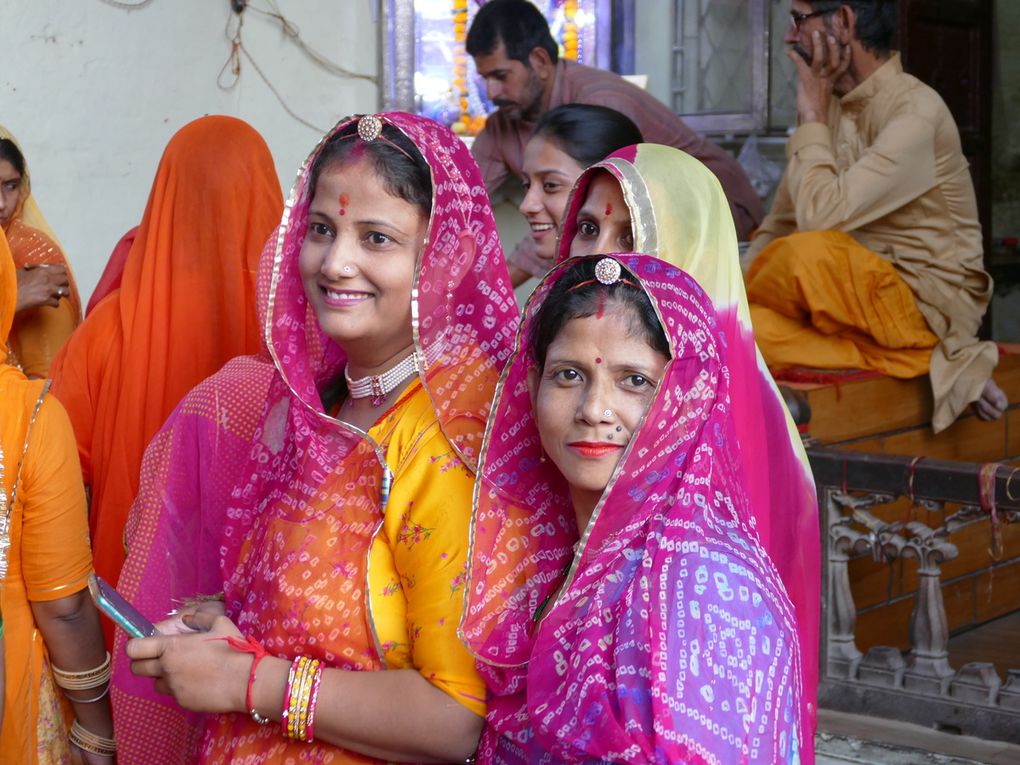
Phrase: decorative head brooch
[
  {"left": 357, "top": 114, "right": 383, "bottom": 142},
  {"left": 568, "top": 257, "right": 640, "bottom": 292},
  {"left": 337, "top": 114, "right": 416, "bottom": 163}
]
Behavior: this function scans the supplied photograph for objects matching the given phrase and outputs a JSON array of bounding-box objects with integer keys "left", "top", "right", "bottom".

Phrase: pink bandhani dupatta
[
  {"left": 462, "top": 254, "right": 805, "bottom": 763},
  {"left": 561, "top": 145, "right": 820, "bottom": 738},
  {"left": 110, "top": 112, "right": 518, "bottom": 764}
]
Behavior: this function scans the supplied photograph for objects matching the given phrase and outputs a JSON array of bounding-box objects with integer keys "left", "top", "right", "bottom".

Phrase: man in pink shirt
[{"left": 467, "top": 0, "right": 765, "bottom": 276}]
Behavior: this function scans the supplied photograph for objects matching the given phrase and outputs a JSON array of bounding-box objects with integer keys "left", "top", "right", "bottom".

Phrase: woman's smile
[{"left": 319, "top": 285, "right": 373, "bottom": 308}]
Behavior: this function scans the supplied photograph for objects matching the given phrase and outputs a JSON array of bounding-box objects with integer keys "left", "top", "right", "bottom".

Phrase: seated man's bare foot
[{"left": 974, "top": 378, "right": 1008, "bottom": 421}]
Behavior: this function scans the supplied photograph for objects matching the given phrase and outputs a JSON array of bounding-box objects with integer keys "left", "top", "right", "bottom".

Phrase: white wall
[
  {"left": 634, "top": 0, "right": 674, "bottom": 110},
  {"left": 2, "top": 0, "right": 379, "bottom": 300}
]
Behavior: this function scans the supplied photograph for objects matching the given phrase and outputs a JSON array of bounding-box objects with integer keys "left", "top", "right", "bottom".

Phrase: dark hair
[
  {"left": 531, "top": 104, "right": 643, "bottom": 169},
  {"left": 812, "top": 0, "right": 897, "bottom": 56},
  {"left": 0, "top": 139, "right": 26, "bottom": 177},
  {"left": 530, "top": 258, "right": 669, "bottom": 369},
  {"left": 308, "top": 119, "right": 432, "bottom": 218},
  {"left": 466, "top": 0, "right": 558, "bottom": 65}
]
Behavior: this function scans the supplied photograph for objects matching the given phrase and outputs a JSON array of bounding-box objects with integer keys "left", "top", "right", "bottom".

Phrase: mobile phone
[{"left": 88, "top": 574, "right": 157, "bottom": 638}]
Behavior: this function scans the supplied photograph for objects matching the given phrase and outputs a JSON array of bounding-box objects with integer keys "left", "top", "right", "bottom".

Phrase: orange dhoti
[{"left": 746, "top": 230, "right": 938, "bottom": 378}]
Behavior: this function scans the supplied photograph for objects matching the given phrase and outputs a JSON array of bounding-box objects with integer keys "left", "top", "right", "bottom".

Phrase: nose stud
[
  {"left": 341, "top": 265, "right": 353, "bottom": 274},
  {"left": 603, "top": 409, "right": 613, "bottom": 419}
]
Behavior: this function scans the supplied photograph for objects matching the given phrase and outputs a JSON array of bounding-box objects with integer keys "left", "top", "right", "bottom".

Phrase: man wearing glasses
[{"left": 746, "top": 0, "right": 1007, "bottom": 433}]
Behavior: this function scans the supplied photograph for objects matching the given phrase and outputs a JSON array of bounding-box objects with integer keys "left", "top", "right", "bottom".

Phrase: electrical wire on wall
[
  {"left": 97, "top": 0, "right": 155, "bottom": 8},
  {"left": 246, "top": 0, "right": 376, "bottom": 84},
  {"left": 218, "top": 0, "right": 376, "bottom": 133}
]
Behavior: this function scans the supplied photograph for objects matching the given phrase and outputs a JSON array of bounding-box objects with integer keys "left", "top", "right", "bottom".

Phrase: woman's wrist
[
  {"left": 224, "top": 647, "right": 256, "bottom": 714},
  {"left": 250, "top": 655, "right": 290, "bottom": 722}
]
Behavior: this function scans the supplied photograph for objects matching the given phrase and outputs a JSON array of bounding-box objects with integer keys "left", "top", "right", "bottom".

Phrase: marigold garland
[{"left": 563, "top": 0, "right": 579, "bottom": 61}]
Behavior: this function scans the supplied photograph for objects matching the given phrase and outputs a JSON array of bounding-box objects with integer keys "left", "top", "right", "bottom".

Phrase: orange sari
[
  {"left": 0, "top": 231, "right": 94, "bottom": 764},
  {"left": 49, "top": 116, "right": 283, "bottom": 599},
  {"left": 0, "top": 126, "right": 82, "bottom": 378}
]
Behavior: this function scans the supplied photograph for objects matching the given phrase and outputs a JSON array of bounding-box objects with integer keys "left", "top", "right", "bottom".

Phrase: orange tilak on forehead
[{"left": 338, "top": 192, "right": 350, "bottom": 216}]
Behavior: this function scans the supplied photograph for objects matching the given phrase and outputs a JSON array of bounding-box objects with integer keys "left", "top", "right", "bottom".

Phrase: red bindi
[
  {"left": 338, "top": 192, "right": 350, "bottom": 216},
  {"left": 595, "top": 357, "right": 603, "bottom": 364},
  {"left": 604, "top": 202, "right": 613, "bottom": 217}
]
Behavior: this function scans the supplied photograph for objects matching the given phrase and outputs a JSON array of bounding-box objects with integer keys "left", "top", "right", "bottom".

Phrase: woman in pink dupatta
[
  {"left": 560, "top": 145, "right": 820, "bottom": 739},
  {"left": 110, "top": 112, "right": 518, "bottom": 763},
  {"left": 462, "top": 253, "right": 805, "bottom": 763}
]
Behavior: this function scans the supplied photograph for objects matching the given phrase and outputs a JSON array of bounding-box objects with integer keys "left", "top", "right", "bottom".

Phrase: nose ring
[
  {"left": 603, "top": 409, "right": 613, "bottom": 419},
  {"left": 341, "top": 265, "right": 353, "bottom": 274}
]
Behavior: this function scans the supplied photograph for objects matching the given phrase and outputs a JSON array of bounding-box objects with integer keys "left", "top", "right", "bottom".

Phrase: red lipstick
[{"left": 568, "top": 441, "right": 624, "bottom": 458}]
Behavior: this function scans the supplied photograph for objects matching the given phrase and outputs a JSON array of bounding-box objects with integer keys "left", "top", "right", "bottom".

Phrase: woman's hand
[
  {"left": 126, "top": 612, "right": 249, "bottom": 714},
  {"left": 15, "top": 264, "right": 70, "bottom": 312},
  {"left": 154, "top": 598, "right": 226, "bottom": 636}
]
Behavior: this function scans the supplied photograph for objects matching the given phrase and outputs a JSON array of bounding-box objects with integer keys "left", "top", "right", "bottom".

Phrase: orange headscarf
[
  {"left": 50, "top": 115, "right": 283, "bottom": 593},
  {"left": 1, "top": 125, "right": 82, "bottom": 377}
]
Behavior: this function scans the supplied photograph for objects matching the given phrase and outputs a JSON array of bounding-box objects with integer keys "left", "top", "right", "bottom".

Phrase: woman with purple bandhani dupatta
[
  {"left": 110, "top": 112, "right": 519, "bottom": 763},
  {"left": 462, "top": 253, "right": 805, "bottom": 763},
  {"left": 563, "top": 145, "right": 821, "bottom": 740}
]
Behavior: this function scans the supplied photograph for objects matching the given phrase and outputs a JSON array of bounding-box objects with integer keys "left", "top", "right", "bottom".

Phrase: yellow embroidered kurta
[
  {"left": 747, "top": 53, "right": 996, "bottom": 432},
  {"left": 198, "top": 379, "right": 486, "bottom": 763},
  {"left": 366, "top": 380, "right": 486, "bottom": 715}
]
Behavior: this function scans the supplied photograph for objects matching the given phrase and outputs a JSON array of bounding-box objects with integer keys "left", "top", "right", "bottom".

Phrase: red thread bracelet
[{"left": 221, "top": 634, "right": 272, "bottom": 725}]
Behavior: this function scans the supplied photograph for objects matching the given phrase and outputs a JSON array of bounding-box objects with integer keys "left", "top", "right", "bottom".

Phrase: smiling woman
[
  {"left": 559, "top": 145, "right": 822, "bottom": 742},
  {"left": 527, "top": 258, "right": 668, "bottom": 529},
  {"left": 297, "top": 123, "right": 432, "bottom": 426},
  {"left": 462, "top": 255, "right": 806, "bottom": 763},
  {"left": 110, "top": 113, "right": 519, "bottom": 764},
  {"left": 517, "top": 103, "right": 642, "bottom": 273}
]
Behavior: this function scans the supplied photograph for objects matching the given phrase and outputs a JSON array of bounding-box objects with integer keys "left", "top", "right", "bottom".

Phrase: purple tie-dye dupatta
[
  {"left": 560, "top": 145, "right": 820, "bottom": 743},
  {"left": 462, "top": 254, "right": 805, "bottom": 764}
]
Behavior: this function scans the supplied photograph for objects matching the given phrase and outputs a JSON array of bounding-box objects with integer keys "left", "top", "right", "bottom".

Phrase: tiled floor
[{"left": 816, "top": 710, "right": 1020, "bottom": 765}]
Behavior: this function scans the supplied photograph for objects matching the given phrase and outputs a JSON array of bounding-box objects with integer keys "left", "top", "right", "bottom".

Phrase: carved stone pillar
[
  {"left": 826, "top": 491, "right": 869, "bottom": 679},
  {"left": 901, "top": 521, "right": 959, "bottom": 696}
]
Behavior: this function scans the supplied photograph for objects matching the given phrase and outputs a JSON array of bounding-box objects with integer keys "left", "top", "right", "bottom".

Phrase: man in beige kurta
[{"left": 746, "top": 0, "right": 1004, "bottom": 432}]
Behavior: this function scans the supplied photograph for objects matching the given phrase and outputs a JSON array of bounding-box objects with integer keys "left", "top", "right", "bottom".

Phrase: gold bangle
[
  {"left": 69, "top": 720, "right": 116, "bottom": 757},
  {"left": 282, "top": 655, "right": 321, "bottom": 742},
  {"left": 51, "top": 651, "right": 112, "bottom": 690},
  {"left": 66, "top": 683, "right": 111, "bottom": 704}
]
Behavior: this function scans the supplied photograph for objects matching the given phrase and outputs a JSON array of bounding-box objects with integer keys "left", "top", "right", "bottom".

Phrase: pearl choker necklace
[{"left": 345, "top": 352, "right": 421, "bottom": 407}]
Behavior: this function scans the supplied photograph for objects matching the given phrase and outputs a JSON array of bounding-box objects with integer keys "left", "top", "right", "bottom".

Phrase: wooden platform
[{"left": 787, "top": 347, "right": 1020, "bottom": 461}]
